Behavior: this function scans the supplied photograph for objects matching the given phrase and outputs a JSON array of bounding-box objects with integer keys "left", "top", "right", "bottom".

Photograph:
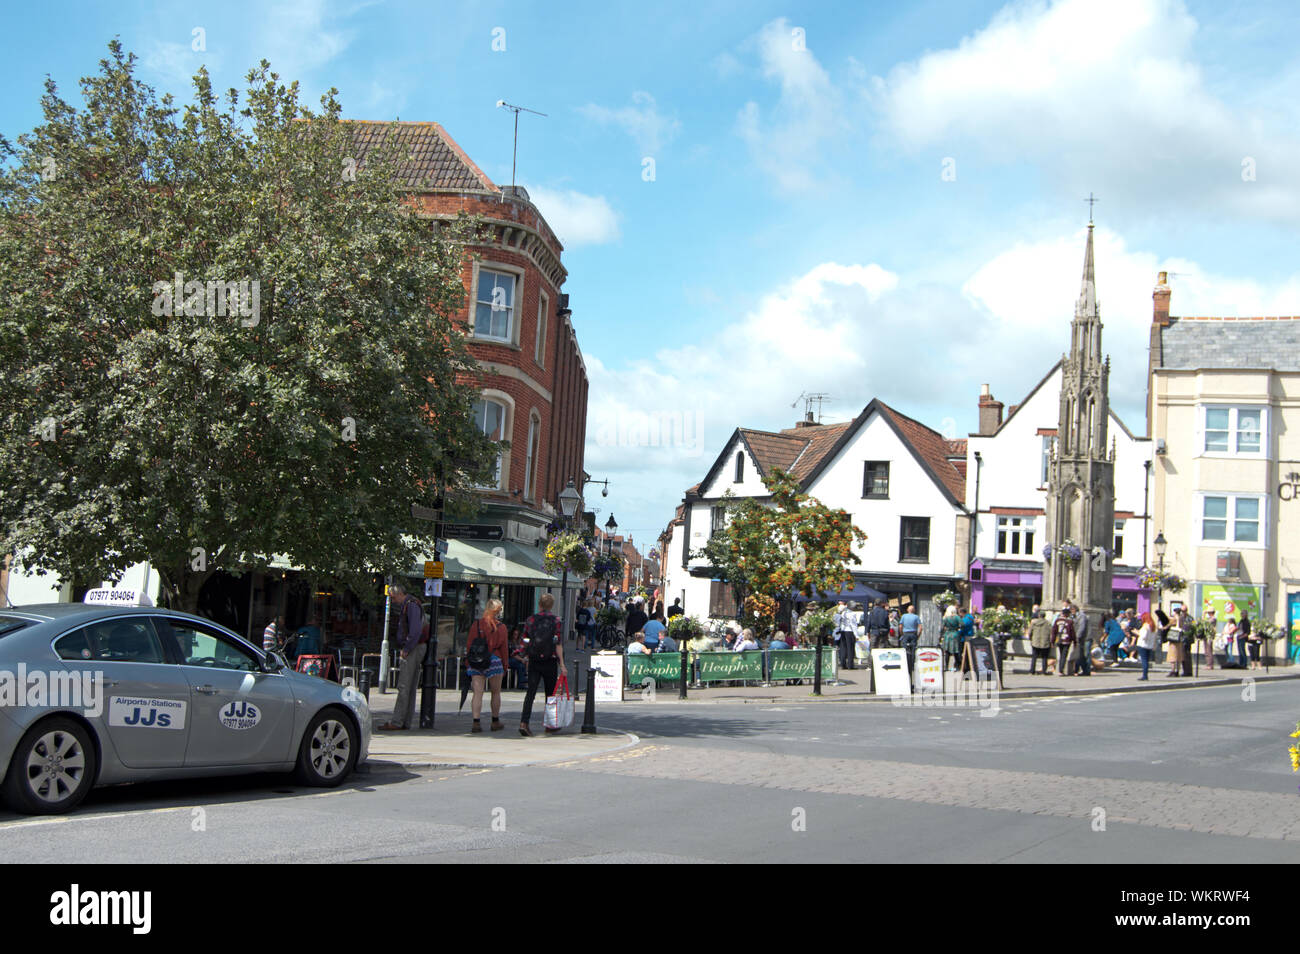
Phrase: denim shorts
[{"left": 466, "top": 655, "right": 505, "bottom": 679}]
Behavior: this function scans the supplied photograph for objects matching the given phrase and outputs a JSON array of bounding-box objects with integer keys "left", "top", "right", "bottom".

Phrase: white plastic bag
[{"left": 544, "top": 673, "right": 575, "bottom": 730}]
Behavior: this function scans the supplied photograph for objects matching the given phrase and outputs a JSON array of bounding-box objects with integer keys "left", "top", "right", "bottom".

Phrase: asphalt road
[{"left": 2, "top": 682, "right": 1297, "bottom": 863}]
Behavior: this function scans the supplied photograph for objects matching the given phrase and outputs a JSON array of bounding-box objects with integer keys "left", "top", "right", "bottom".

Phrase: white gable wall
[
  {"left": 967, "top": 365, "right": 1152, "bottom": 566},
  {"left": 805, "top": 412, "right": 961, "bottom": 577}
]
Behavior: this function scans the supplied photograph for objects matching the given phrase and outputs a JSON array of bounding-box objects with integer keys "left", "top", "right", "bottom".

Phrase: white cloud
[
  {"left": 525, "top": 186, "right": 620, "bottom": 247},
  {"left": 869, "top": 0, "right": 1300, "bottom": 220},
  {"left": 712, "top": 51, "right": 743, "bottom": 79},
  {"left": 734, "top": 18, "right": 846, "bottom": 192},
  {"left": 601, "top": 228, "right": 1300, "bottom": 538},
  {"left": 965, "top": 226, "right": 1300, "bottom": 416},
  {"left": 254, "top": 0, "right": 354, "bottom": 79},
  {"left": 578, "top": 92, "right": 681, "bottom": 157},
  {"left": 143, "top": 41, "right": 221, "bottom": 90}
]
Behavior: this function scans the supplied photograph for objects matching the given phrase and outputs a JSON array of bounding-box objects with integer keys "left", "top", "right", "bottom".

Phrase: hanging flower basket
[
  {"left": 544, "top": 530, "right": 594, "bottom": 577},
  {"left": 1057, "top": 540, "right": 1084, "bottom": 566},
  {"left": 797, "top": 606, "right": 837, "bottom": 640},
  {"left": 1137, "top": 567, "right": 1187, "bottom": 593},
  {"left": 932, "top": 589, "right": 961, "bottom": 610},
  {"left": 666, "top": 614, "right": 704, "bottom": 643}
]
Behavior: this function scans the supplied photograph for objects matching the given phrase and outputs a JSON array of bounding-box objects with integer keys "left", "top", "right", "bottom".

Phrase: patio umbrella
[{"left": 792, "top": 581, "right": 886, "bottom": 603}]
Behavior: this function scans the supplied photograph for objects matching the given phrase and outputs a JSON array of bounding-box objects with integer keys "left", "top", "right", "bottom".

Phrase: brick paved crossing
[{"left": 562, "top": 743, "right": 1300, "bottom": 841}]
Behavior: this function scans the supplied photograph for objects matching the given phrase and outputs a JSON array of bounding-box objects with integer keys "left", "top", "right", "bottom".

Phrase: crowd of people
[{"left": 1023, "top": 602, "right": 1265, "bottom": 679}]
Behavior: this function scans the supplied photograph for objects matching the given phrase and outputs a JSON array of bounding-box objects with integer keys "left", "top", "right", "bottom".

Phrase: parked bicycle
[{"left": 596, "top": 623, "right": 626, "bottom": 651}]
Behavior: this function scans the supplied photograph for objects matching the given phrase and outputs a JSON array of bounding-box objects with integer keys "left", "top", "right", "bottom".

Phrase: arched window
[
  {"left": 471, "top": 395, "right": 511, "bottom": 489},
  {"left": 735, "top": 451, "right": 745, "bottom": 483}
]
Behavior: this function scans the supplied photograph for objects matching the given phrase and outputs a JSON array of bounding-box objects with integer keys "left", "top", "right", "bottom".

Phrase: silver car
[{"left": 0, "top": 603, "right": 370, "bottom": 814}]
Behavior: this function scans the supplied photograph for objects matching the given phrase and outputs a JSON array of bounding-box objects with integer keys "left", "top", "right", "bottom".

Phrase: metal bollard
[
  {"left": 359, "top": 667, "right": 372, "bottom": 701},
  {"left": 573, "top": 658, "right": 581, "bottom": 703},
  {"left": 679, "top": 646, "right": 688, "bottom": 699},
  {"left": 581, "top": 667, "right": 597, "bottom": 734}
]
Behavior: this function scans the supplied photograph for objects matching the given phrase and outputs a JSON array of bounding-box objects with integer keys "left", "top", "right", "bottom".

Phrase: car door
[
  {"left": 53, "top": 616, "right": 193, "bottom": 769},
  {"left": 154, "top": 617, "right": 297, "bottom": 767}
]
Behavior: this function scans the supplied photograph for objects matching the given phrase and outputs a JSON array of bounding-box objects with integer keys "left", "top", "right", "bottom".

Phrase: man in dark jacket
[
  {"left": 379, "top": 584, "right": 425, "bottom": 730},
  {"left": 866, "top": 601, "right": 890, "bottom": 648},
  {"left": 625, "top": 599, "right": 648, "bottom": 641},
  {"left": 1073, "top": 602, "right": 1092, "bottom": 675}
]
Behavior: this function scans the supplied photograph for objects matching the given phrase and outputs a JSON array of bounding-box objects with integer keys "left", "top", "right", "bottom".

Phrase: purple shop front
[{"left": 968, "top": 559, "right": 1150, "bottom": 613}]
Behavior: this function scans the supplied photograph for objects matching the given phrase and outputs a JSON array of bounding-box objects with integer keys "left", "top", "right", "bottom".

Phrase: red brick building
[{"left": 344, "top": 121, "right": 589, "bottom": 642}]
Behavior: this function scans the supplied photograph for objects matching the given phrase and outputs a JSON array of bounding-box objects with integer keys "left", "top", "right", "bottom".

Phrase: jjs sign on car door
[
  {"left": 108, "top": 696, "right": 187, "bottom": 729},
  {"left": 219, "top": 700, "right": 262, "bottom": 730}
]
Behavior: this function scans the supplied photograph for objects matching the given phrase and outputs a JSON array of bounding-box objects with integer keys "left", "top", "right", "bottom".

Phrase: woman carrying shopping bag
[{"left": 543, "top": 672, "right": 575, "bottom": 732}]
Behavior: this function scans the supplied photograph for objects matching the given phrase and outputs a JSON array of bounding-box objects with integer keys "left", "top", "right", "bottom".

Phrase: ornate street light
[
  {"left": 1153, "top": 531, "right": 1167, "bottom": 615},
  {"left": 556, "top": 479, "right": 583, "bottom": 651},
  {"left": 559, "top": 479, "right": 581, "bottom": 520}
]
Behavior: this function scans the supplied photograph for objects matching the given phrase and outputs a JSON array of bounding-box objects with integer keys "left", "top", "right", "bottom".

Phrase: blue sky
[{"left": 5, "top": 0, "right": 1300, "bottom": 551}]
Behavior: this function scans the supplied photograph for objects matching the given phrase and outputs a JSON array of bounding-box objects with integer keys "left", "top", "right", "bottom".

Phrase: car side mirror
[{"left": 264, "top": 651, "right": 287, "bottom": 672}]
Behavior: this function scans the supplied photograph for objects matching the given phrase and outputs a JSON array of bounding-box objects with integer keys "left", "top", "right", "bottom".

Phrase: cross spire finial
[{"left": 1084, "top": 192, "right": 1099, "bottom": 224}]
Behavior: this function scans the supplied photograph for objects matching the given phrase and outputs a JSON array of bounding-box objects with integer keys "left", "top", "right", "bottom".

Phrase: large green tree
[
  {"left": 0, "top": 41, "right": 497, "bottom": 609},
  {"left": 693, "top": 469, "right": 866, "bottom": 608}
]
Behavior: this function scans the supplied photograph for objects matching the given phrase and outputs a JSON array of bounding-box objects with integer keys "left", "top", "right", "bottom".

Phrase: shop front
[
  {"left": 852, "top": 571, "right": 961, "bottom": 645},
  {"left": 969, "top": 559, "right": 1150, "bottom": 615}
]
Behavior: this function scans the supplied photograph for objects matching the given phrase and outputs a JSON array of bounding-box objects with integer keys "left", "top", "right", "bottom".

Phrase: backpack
[
  {"left": 466, "top": 620, "right": 493, "bottom": 669},
  {"left": 527, "top": 613, "right": 558, "bottom": 660}
]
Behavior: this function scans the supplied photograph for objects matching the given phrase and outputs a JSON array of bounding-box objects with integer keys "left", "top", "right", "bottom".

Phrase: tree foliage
[
  {"left": 693, "top": 469, "right": 865, "bottom": 608},
  {"left": 0, "top": 42, "right": 497, "bottom": 608}
]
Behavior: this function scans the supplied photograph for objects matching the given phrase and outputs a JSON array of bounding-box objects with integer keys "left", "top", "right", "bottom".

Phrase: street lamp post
[
  {"left": 558, "top": 479, "right": 582, "bottom": 648},
  {"left": 1154, "top": 531, "right": 1168, "bottom": 671},
  {"left": 1153, "top": 532, "right": 1167, "bottom": 615},
  {"left": 604, "top": 514, "right": 617, "bottom": 606}
]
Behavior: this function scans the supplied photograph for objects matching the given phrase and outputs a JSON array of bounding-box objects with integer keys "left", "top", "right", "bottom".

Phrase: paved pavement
[
  {"left": 2, "top": 681, "right": 1297, "bottom": 862},
  {"left": 361, "top": 677, "right": 635, "bottom": 768}
]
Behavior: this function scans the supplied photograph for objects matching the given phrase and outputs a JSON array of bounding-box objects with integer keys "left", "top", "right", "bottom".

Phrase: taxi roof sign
[{"left": 83, "top": 587, "right": 154, "bottom": 607}]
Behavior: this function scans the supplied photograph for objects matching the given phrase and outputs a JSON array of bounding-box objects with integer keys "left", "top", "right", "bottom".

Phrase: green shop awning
[{"left": 432, "top": 539, "right": 561, "bottom": 586}]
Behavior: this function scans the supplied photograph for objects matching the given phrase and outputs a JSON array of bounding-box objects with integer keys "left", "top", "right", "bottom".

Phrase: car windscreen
[{"left": 0, "top": 615, "right": 34, "bottom": 638}]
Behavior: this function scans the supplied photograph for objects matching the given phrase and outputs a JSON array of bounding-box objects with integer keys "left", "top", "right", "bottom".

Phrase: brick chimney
[
  {"left": 1153, "top": 271, "right": 1171, "bottom": 327},
  {"left": 978, "top": 384, "right": 1003, "bottom": 435},
  {"left": 794, "top": 410, "right": 820, "bottom": 428},
  {"left": 1147, "top": 271, "right": 1172, "bottom": 438}
]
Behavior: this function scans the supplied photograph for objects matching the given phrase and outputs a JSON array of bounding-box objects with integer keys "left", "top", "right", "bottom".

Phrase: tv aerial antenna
[
  {"left": 496, "top": 100, "right": 547, "bottom": 198},
  {"left": 791, "top": 391, "right": 830, "bottom": 423}
]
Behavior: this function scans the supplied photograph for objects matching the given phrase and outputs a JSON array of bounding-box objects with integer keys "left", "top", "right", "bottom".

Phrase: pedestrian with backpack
[
  {"left": 466, "top": 599, "right": 509, "bottom": 733},
  {"left": 519, "top": 593, "right": 566, "bottom": 737},
  {"left": 379, "top": 583, "right": 427, "bottom": 731}
]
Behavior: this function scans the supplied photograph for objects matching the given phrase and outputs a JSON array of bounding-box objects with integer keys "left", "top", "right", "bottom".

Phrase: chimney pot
[
  {"left": 977, "top": 386, "right": 1003, "bottom": 435},
  {"left": 1153, "top": 271, "right": 1172, "bottom": 327}
]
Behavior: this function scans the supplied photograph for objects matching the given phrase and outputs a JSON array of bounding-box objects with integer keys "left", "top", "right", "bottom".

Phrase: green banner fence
[{"left": 624, "top": 649, "right": 836, "bottom": 686}]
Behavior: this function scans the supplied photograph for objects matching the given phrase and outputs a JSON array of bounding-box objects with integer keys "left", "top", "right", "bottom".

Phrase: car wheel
[
  {"left": 2, "top": 717, "right": 97, "bottom": 815},
  {"left": 294, "top": 707, "right": 358, "bottom": 787}
]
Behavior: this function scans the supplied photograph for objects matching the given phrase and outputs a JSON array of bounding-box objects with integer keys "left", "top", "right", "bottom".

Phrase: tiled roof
[
  {"left": 878, "top": 403, "right": 967, "bottom": 504},
  {"left": 781, "top": 423, "right": 853, "bottom": 481},
  {"left": 738, "top": 429, "right": 807, "bottom": 477},
  {"left": 332, "top": 120, "right": 499, "bottom": 193},
  {"left": 1160, "top": 316, "right": 1300, "bottom": 372}
]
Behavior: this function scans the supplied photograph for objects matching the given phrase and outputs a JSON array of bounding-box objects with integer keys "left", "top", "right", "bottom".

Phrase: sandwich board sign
[
  {"left": 960, "top": 636, "right": 1003, "bottom": 688},
  {"left": 914, "top": 647, "right": 943, "bottom": 691},
  {"left": 871, "top": 647, "right": 911, "bottom": 696},
  {"left": 591, "top": 652, "right": 622, "bottom": 702}
]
